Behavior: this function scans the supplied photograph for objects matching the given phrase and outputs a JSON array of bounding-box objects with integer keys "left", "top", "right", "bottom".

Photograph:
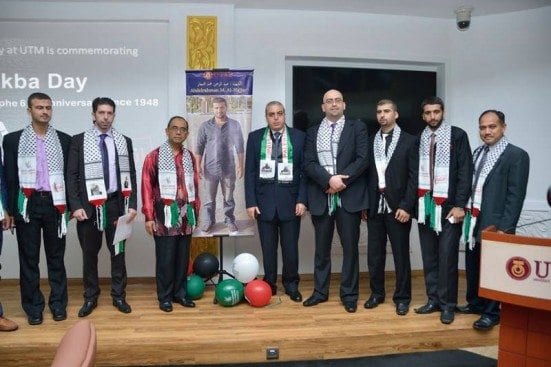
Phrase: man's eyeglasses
[
  {"left": 170, "top": 126, "right": 188, "bottom": 133},
  {"left": 324, "top": 98, "right": 343, "bottom": 105}
]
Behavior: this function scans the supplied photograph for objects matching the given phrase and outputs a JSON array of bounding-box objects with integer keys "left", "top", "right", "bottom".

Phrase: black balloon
[{"left": 193, "top": 252, "right": 219, "bottom": 280}]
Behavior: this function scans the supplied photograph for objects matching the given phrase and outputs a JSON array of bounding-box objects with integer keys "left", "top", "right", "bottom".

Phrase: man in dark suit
[
  {"left": 363, "top": 99, "right": 418, "bottom": 316},
  {"left": 245, "top": 101, "right": 307, "bottom": 302},
  {"left": 3, "top": 92, "right": 71, "bottom": 325},
  {"left": 458, "top": 109, "right": 529, "bottom": 331},
  {"left": 414, "top": 96, "right": 473, "bottom": 325},
  {"left": 67, "top": 97, "right": 137, "bottom": 317},
  {"left": 0, "top": 146, "right": 19, "bottom": 332},
  {"left": 302, "top": 89, "right": 369, "bottom": 313}
]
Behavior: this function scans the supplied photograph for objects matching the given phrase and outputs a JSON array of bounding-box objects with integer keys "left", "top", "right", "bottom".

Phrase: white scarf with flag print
[
  {"left": 83, "top": 128, "right": 132, "bottom": 235},
  {"left": 317, "top": 117, "right": 345, "bottom": 215},
  {"left": 158, "top": 141, "right": 196, "bottom": 229},
  {"left": 418, "top": 122, "right": 451, "bottom": 233},
  {"left": 461, "top": 137, "right": 509, "bottom": 248},
  {"left": 17, "top": 124, "right": 67, "bottom": 238},
  {"left": 259, "top": 127, "right": 293, "bottom": 183},
  {"left": 374, "top": 125, "right": 401, "bottom": 213}
]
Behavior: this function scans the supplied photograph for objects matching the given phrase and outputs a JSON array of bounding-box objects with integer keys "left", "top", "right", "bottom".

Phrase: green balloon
[
  {"left": 187, "top": 274, "right": 206, "bottom": 300},
  {"left": 215, "top": 279, "right": 244, "bottom": 307}
]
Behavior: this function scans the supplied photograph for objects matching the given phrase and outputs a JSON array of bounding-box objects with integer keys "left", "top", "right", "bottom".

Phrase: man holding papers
[{"left": 67, "top": 97, "right": 137, "bottom": 317}]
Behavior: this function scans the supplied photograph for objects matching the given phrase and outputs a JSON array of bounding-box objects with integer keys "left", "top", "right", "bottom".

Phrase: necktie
[
  {"left": 384, "top": 134, "right": 391, "bottom": 157},
  {"left": 100, "top": 134, "right": 110, "bottom": 191},
  {"left": 272, "top": 131, "right": 282, "bottom": 162},
  {"left": 429, "top": 133, "right": 436, "bottom": 192},
  {"left": 472, "top": 146, "right": 490, "bottom": 194}
]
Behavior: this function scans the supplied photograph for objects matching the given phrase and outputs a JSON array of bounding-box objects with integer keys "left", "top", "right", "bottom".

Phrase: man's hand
[
  {"left": 126, "top": 209, "right": 137, "bottom": 223},
  {"left": 295, "top": 203, "right": 306, "bottom": 217},
  {"left": 361, "top": 210, "right": 368, "bottom": 222},
  {"left": 145, "top": 220, "right": 156, "bottom": 236},
  {"left": 328, "top": 174, "right": 349, "bottom": 192},
  {"left": 394, "top": 209, "right": 411, "bottom": 223},
  {"left": 2, "top": 214, "right": 13, "bottom": 231},
  {"left": 236, "top": 164, "right": 244, "bottom": 179},
  {"left": 73, "top": 208, "right": 88, "bottom": 222},
  {"left": 247, "top": 206, "right": 260, "bottom": 219},
  {"left": 446, "top": 207, "right": 465, "bottom": 223}
]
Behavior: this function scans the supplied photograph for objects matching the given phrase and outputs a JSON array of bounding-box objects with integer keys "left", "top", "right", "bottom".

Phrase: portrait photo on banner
[{"left": 185, "top": 70, "right": 255, "bottom": 237}]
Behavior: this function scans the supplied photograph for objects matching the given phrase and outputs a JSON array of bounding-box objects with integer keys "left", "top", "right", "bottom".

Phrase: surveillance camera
[{"left": 455, "top": 6, "right": 473, "bottom": 31}]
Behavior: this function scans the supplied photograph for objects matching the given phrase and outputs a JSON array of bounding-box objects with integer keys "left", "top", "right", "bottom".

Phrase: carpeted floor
[{"left": 154, "top": 350, "right": 497, "bottom": 367}]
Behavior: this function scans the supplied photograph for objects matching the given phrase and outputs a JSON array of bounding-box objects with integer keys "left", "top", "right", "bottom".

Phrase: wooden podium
[{"left": 479, "top": 230, "right": 551, "bottom": 367}]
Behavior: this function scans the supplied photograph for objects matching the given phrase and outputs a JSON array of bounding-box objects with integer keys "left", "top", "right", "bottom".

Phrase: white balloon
[{"left": 231, "top": 253, "right": 259, "bottom": 283}]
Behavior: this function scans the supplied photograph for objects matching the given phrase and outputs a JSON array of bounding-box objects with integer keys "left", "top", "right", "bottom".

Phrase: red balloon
[{"left": 245, "top": 280, "right": 272, "bottom": 307}]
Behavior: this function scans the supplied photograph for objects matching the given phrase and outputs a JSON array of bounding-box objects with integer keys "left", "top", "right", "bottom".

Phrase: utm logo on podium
[{"left": 506, "top": 256, "right": 531, "bottom": 281}]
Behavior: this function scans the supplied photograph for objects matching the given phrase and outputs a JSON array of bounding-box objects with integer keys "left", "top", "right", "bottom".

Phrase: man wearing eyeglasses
[
  {"left": 302, "top": 89, "right": 369, "bottom": 313},
  {"left": 141, "top": 116, "right": 201, "bottom": 312}
]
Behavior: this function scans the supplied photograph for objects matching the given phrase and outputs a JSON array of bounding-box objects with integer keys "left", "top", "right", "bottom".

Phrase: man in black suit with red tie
[
  {"left": 245, "top": 101, "right": 307, "bottom": 301},
  {"left": 302, "top": 89, "right": 369, "bottom": 313},
  {"left": 363, "top": 99, "right": 418, "bottom": 316}
]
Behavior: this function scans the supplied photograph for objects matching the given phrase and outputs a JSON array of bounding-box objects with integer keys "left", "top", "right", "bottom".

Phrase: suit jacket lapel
[{"left": 337, "top": 120, "right": 352, "bottom": 157}]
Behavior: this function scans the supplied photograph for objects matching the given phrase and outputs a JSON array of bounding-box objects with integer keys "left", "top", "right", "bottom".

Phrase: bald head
[{"left": 321, "top": 89, "right": 346, "bottom": 122}]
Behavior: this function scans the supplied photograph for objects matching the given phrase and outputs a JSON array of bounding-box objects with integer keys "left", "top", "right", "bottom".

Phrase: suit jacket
[
  {"left": 244, "top": 127, "right": 307, "bottom": 221},
  {"left": 416, "top": 126, "right": 473, "bottom": 218},
  {"left": 304, "top": 119, "right": 369, "bottom": 216},
  {"left": 367, "top": 129, "right": 419, "bottom": 217},
  {"left": 66, "top": 132, "right": 137, "bottom": 217},
  {"left": 2, "top": 129, "right": 72, "bottom": 220},
  {"left": 474, "top": 143, "right": 529, "bottom": 242}
]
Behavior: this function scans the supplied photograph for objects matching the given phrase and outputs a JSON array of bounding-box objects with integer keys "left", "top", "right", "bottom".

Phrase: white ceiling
[
  {"left": 7, "top": 0, "right": 551, "bottom": 19},
  {"left": 231, "top": 0, "right": 551, "bottom": 18}
]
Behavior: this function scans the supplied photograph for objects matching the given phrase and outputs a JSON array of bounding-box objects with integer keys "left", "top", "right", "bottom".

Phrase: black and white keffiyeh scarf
[
  {"left": 83, "top": 127, "right": 132, "bottom": 231},
  {"left": 158, "top": 141, "right": 196, "bottom": 229},
  {"left": 461, "top": 137, "right": 509, "bottom": 248},
  {"left": 317, "top": 117, "right": 345, "bottom": 215},
  {"left": 418, "top": 122, "right": 452, "bottom": 233},
  {"left": 17, "top": 124, "right": 67, "bottom": 237},
  {"left": 374, "top": 125, "right": 401, "bottom": 213}
]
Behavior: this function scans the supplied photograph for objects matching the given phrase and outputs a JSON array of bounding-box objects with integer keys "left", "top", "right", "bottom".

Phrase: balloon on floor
[
  {"left": 245, "top": 279, "right": 272, "bottom": 307},
  {"left": 215, "top": 279, "right": 244, "bottom": 307},
  {"left": 186, "top": 274, "right": 206, "bottom": 300},
  {"left": 231, "top": 253, "right": 259, "bottom": 283}
]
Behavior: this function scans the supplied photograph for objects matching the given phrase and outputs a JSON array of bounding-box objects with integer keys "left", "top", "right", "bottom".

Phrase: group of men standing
[
  {"left": 245, "top": 89, "right": 529, "bottom": 333},
  {"left": 0, "top": 89, "right": 529, "bottom": 335},
  {"left": 0, "top": 93, "right": 139, "bottom": 328}
]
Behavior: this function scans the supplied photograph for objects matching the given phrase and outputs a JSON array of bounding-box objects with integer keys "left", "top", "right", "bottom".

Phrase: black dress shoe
[
  {"left": 440, "top": 310, "right": 455, "bottom": 324},
  {"left": 78, "top": 300, "right": 97, "bottom": 318},
  {"left": 396, "top": 302, "right": 409, "bottom": 316},
  {"left": 344, "top": 302, "right": 357, "bottom": 313},
  {"left": 456, "top": 304, "right": 482, "bottom": 314},
  {"left": 414, "top": 302, "right": 440, "bottom": 314},
  {"left": 159, "top": 301, "right": 173, "bottom": 312},
  {"left": 27, "top": 314, "right": 43, "bottom": 326},
  {"left": 364, "top": 295, "right": 385, "bottom": 309},
  {"left": 52, "top": 309, "right": 67, "bottom": 321},
  {"left": 174, "top": 298, "right": 196, "bottom": 308},
  {"left": 285, "top": 290, "right": 303, "bottom": 302},
  {"left": 113, "top": 299, "right": 132, "bottom": 313},
  {"left": 302, "top": 295, "right": 328, "bottom": 307},
  {"left": 473, "top": 316, "right": 499, "bottom": 331}
]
